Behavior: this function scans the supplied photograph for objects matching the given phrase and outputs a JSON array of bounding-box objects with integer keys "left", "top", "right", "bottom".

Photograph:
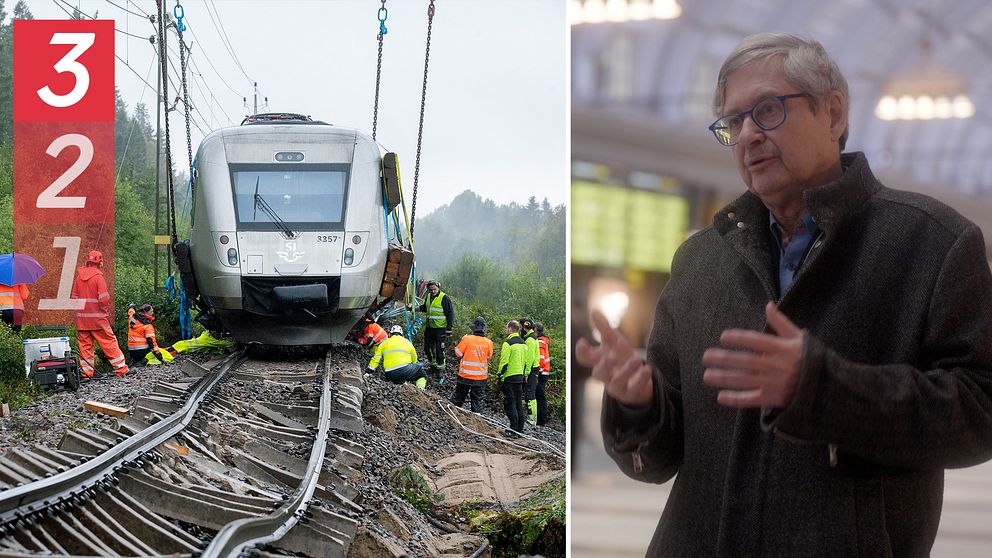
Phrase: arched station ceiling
[{"left": 572, "top": 0, "right": 992, "bottom": 234}]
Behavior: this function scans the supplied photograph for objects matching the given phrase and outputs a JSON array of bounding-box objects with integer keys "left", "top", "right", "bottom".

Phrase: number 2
[
  {"left": 36, "top": 133, "right": 91, "bottom": 209},
  {"left": 36, "top": 32, "right": 95, "bottom": 108}
]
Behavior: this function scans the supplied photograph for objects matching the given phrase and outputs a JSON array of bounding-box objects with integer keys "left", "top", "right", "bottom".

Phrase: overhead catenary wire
[
  {"left": 116, "top": 53, "right": 157, "bottom": 91},
  {"left": 203, "top": 0, "right": 255, "bottom": 86},
  {"left": 105, "top": 0, "right": 149, "bottom": 19},
  {"left": 183, "top": 19, "right": 245, "bottom": 99},
  {"left": 52, "top": 0, "right": 237, "bottom": 134},
  {"left": 52, "top": 0, "right": 148, "bottom": 40}
]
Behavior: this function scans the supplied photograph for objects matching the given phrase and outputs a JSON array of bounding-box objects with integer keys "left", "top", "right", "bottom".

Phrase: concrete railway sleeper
[{"left": 0, "top": 348, "right": 369, "bottom": 557}]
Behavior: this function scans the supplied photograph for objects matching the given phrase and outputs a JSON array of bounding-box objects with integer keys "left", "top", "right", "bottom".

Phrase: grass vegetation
[
  {"left": 461, "top": 476, "right": 566, "bottom": 558},
  {"left": 390, "top": 464, "right": 444, "bottom": 515}
]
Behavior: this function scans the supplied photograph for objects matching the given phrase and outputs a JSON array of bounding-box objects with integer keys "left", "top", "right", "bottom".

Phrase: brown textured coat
[{"left": 602, "top": 153, "right": 992, "bottom": 557}]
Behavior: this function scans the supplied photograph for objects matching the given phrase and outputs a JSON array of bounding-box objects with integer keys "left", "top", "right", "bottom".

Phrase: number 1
[{"left": 38, "top": 236, "right": 85, "bottom": 310}]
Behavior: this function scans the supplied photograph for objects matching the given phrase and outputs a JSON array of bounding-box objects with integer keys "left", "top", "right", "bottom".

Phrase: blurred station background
[{"left": 568, "top": 1, "right": 992, "bottom": 556}]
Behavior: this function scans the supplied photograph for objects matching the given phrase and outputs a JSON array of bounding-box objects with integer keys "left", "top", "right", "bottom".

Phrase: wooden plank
[{"left": 83, "top": 400, "right": 129, "bottom": 417}]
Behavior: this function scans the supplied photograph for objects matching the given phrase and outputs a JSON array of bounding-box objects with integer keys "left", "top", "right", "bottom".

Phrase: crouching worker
[
  {"left": 368, "top": 325, "right": 427, "bottom": 389},
  {"left": 127, "top": 304, "right": 174, "bottom": 366},
  {"left": 357, "top": 320, "right": 388, "bottom": 349}
]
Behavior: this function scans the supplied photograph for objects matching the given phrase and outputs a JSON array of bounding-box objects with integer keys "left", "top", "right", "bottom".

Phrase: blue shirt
[{"left": 769, "top": 212, "right": 820, "bottom": 295}]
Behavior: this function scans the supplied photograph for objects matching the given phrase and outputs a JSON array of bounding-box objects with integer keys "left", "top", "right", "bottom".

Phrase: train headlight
[
  {"left": 275, "top": 151, "right": 305, "bottom": 162},
  {"left": 344, "top": 248, "right": 354, "bottom": 266},
  {"left": 227, "top": 248, "right": 238, "bottom": 266}
]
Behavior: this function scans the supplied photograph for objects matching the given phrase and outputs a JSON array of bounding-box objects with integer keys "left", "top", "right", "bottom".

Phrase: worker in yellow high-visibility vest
[
  {"left": 418, "top": 279, "right": 454, "bottom": 373},
  {"left": 368, "top": 325, "right": 427, "bottom": 389}
]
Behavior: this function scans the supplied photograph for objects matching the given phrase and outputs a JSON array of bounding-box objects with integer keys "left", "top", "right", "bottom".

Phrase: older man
[{"left": 577, "top": 33, "right": 992, "bottom": 557}]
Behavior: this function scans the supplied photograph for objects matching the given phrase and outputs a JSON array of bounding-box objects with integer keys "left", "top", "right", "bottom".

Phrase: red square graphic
[{"left": 13, "top": 19, "right": 114, "bottom": 122}]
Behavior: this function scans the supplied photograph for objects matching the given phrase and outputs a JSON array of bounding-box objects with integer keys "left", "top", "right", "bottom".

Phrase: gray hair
[{"left": 712, "top": 33, "right": 849, "bottom": 149}]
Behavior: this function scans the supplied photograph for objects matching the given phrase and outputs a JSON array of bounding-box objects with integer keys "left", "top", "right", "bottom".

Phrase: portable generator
[{"left": 23, "top": 333, "right": 80, "bottom": 391}]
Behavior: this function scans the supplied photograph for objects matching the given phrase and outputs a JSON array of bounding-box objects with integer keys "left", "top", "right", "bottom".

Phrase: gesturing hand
[
  {"left": 575, "top": 310, "right": 654, "bottom": 408},
  {"left": 702, "top": 302, "right": 804, "bottom": 408}
]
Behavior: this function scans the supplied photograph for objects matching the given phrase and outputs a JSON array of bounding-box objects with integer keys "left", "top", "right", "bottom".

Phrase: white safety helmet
[{"left": 390, "top": 325, "right": 404, "bottom": 335}]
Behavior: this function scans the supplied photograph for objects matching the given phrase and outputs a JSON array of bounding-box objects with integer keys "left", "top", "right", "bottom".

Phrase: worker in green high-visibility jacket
[
  {"left": 418, "top": 279, "right": 454, "bottom": 373},
  {"left": 519, "top": 317, "right": 542, "bottom": 425},
  {"left": 497, "top": 320, "right": 529, "bottom": 434}
]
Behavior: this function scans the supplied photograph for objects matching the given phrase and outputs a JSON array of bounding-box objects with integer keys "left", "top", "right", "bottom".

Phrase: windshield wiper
[{"left": 252, "top": 176, "right": 297, "bottom": 239}]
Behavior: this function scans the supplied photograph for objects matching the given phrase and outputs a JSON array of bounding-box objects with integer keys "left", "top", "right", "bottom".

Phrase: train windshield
[{"left": 230, "top": 163, "right": 350, "bottom": 230}]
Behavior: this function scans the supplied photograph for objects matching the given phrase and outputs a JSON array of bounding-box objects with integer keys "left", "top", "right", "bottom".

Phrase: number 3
[{"left": 36, "top": 32, "right": 95, "bottom": 108}]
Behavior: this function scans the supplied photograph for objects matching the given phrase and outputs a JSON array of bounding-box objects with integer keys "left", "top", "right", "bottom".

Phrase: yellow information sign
[{"left": 571, "top": 180, "right": 688, "bottom": 272}]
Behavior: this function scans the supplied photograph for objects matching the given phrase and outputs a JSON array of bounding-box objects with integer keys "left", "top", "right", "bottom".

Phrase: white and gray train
[{"left": 176, "top": 114, "right": 414, "bottom": 345}]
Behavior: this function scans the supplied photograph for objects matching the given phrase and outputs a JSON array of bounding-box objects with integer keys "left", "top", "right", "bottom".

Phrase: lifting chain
[
  {"left": 156, "top": 0, "right": 179, "bottom": 247},
  {"left": 409, "top": 0, "right": 435, "bottom": 242},
  {"left": 176, "top": 1, "right": 194, "bottom": 191},
  {"left": 372, "top": 0, "right": 387, "bottom": 141}
]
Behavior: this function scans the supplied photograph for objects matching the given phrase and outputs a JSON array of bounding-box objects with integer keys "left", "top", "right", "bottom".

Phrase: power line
[
  {"left": 105, "top": 0, "right": 149, "bottom": 19},
  {"left": 203, "top": 0, "right": 254, "bottom": 86},
  {"left": 52, "top": 0, "right": 236, "bottom": 132},
  {"left": 116, "top": 52, "right": 156, "bottom": 91},
  {"left": 183, "top": 19, "right": 244, "bottom": 98},
  {"left": 117, "top": 27, "right": 152, "bottom": 41},
  {"left": 51, "top": 0, "right": 150, "bottom": 40}
]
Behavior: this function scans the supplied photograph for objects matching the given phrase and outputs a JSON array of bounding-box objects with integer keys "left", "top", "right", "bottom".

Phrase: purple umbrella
[{"left": 0, "top": 254, "right": 46, "bottom": 287}]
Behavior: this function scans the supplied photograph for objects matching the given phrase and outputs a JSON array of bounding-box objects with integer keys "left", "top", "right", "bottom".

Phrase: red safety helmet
[{"left": 86, "top": 250, "right": 103, "bottom": 265}]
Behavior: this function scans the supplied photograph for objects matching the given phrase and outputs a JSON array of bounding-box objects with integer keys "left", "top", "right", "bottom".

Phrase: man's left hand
[{"left": 702, "top": 302, "right": 803, "bottom": 408}]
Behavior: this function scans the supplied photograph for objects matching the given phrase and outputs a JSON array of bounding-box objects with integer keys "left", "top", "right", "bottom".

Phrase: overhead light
[
  {"left": 571, "top": 0, "right": 682, "bottom": 25},
  {"left": 874, "top": 37, "right": 973, "bottom": 121},
  {"left": 651, "top": 0, "right": 682, "bottom": 19}
]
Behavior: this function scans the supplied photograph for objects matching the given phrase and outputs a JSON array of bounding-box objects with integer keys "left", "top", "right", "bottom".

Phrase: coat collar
[
  {"left": 711, "top": 152, "right": 881, "bottom": 300},
  {"left": 713, "top": 152, "right": 880, "bottom": 237}
]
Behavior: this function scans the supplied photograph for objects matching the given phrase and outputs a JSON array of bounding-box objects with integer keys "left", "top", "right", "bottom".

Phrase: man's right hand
[{"left": 575, "top": 310, "right": 654, "bottom": 408}]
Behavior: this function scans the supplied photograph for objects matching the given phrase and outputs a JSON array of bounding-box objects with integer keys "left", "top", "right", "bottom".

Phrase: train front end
[{"left": 189, "top": 121, "right": 390, "bottom": 344}]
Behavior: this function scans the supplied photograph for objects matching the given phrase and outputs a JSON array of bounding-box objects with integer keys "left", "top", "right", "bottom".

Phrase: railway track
[{"left": 0, "top": 348, "right": 368, "bottom": 557}]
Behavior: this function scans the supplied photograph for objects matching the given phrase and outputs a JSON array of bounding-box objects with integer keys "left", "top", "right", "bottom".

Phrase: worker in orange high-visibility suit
[
  {"left": 357, "top": 321, "right": 388, "bottom": 349},
  {"left": 0, "top": 283, "right": 29, "bottom": 333},
  {"left": 127, "top": 304, "right": 170, "bottom": 365},
  {"left": 71, "top": 250, "right": 128, "bottom": 377},
  {"left": 450, "top": 317, "right": 494, "bottom": 413},
  {"left": 534, "top": 321, "right": 552, "bottom": 426}
]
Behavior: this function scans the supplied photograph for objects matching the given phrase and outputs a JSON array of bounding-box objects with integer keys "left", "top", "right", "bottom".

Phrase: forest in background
[{"left": 414, "top": 190, "right": 565, "bottom": 278}]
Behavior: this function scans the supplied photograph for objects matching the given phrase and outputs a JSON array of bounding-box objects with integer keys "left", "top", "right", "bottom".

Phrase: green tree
[{"left": 114, "top": 175, "right": 154, "bottom": 268}]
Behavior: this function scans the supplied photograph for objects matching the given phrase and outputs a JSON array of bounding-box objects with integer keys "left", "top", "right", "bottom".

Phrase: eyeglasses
[{"left": 708, "top": 93, "right": 812, "bottom": 147}]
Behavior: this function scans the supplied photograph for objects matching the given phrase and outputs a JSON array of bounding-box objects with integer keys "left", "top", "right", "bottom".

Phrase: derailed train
[{"left": 175, "top": 113, "right": 414, "bottom": 345}]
